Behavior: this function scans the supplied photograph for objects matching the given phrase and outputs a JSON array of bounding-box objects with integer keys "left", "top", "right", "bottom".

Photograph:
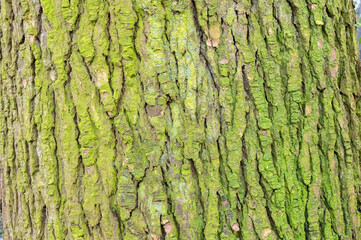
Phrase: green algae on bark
[{"left": 1, "top": 0, "right": 361, "bottom": 239}]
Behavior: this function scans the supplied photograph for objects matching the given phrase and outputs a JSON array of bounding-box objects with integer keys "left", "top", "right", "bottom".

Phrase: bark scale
[{"left": 0, "top": 0, "right": 361, "bottom": 239}]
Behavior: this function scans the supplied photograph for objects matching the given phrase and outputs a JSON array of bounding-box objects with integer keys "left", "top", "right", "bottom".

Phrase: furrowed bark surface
[{"left": 1, "top": 0, "right": 361, "bottom": 239}]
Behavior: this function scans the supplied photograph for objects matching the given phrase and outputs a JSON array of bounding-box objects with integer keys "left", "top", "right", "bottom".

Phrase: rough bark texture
[{"left": 1, "top": 0, "right": 361, "bottom": 239}]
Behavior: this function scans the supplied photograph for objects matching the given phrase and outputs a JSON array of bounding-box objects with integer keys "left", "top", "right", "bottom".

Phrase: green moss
[{"left": 2, "top": 0, "right": 361, "bottom": 239}]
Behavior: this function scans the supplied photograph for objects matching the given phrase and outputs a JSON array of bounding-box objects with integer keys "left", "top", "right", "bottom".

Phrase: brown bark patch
[
  {"left": 96, "top": 71, "right": 107, "bottom": 87},
  {"left": 218, "top": 59, "right": 228, "bottom": 64},
  {"left": 162, "top": 219, "right": 170, "bottom": 224},
  {"left": 231, "top": 223, "right": 240, "bottom": 231},
  {"left": 164, "top": 222, "right": 174, "bottom": 234},
  {"left": 313, "top": 184, "right": 320, "bottom": 200},
  {"left": 146, "top": 105, "right": 163, "bottom": 117},
  {"left": 312, "top": 3, "right": 317, "bottom": 9},
  {"left": 289, "top": 57, "right": 296, "bottom": 68},
  {"left": 353, "top": 215, "right": 358, "bottom": 230},
  {"left": 262, "top": 228, "right": 272, "bottom": 238},
  {"left": 331, "top": 66, "right": 338, "bottom": 77},
  {"left": 303, "top": 133, "right": 311, "bottom": 144},
  {"left": 151, "top": 233, "right": 159, "bottom": 240},
  {"left": 207, "top": 38, "right": 219, "bottom": 47},
  {"left": 317, "top": 38, "right": 323, "bottom": 48},
  {"left": 331, "top": 48, "right": 337, "bottom": 61}
]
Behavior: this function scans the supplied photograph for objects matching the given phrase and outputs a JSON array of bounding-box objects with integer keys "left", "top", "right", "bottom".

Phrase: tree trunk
[{"left": 1, "top": 0, "right": 361, "bottom": 239}]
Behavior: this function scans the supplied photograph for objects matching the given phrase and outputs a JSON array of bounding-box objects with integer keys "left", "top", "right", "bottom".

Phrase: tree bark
[{"left": 1, "top": 0, "right": 361, "bottom": 239}]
